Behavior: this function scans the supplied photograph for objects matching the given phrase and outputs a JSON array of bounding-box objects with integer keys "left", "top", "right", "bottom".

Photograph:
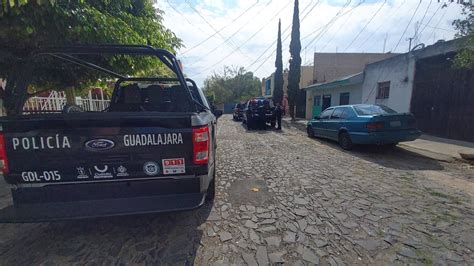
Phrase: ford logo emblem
[{"left": 85, "top": 139, "right": 115, "bottom": 151}]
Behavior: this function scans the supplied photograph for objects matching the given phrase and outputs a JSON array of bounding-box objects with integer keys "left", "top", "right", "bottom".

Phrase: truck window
[
  {"left": 23, "top": 89, "right": 112, "bottom": 114},
  {"left": 13, "top": 53, "right": 200, "bottom": 115},
  {"left": 109, "top": 83, "right": 195, "bottom": 113}
]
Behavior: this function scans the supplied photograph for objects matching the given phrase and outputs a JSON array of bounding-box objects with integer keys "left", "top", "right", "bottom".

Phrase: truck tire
[
  {"left": 247, "top": 120, "right": 253, "bottom": 130},
  {"left": 271, "top": 120, "right": 276, "bottom": 128},
  {"left": 206, "top": 165, "right": 216, "bottom": 201}
]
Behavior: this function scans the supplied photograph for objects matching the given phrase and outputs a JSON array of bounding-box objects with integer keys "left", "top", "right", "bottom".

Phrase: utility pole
[
  {"left": 382, "top": 33, "right": 388, "bottom": 53},
  {"left": 407, "top": 22, "right": 419, "bottom": 52},
  {"left": 413, "top": 21, "right": 420, "bottom": 47},
  {"left": 407, "top": 37, "right": 414, "bottom": 52}
]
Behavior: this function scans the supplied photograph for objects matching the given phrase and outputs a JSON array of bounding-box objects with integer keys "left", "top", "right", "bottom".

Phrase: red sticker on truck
[{"left": 162, "top": 158, "right": 186, "bottom": 175}]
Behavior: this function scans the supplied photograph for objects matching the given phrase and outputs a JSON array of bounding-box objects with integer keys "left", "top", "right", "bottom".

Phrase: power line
[
  {"left": 301, "top": 1, "right": 350, "bottom": 41},
  {"left": 302, "top": 0, "right": 352, "bottom": 51},
  {"left": 183, "top": 0, "right": 250, "bottom": 59},
  {"left": 421, "top": 23, "right": 455, "bottom": 33},
  {"left": 343, "top": 0, "right": 387, "bottom": 52},
  {"left": 253, "top": 25, "right": 325, "bottom": 72},
  {"left": 418, "top": 2, "right": 443, "bottom": 36},
  {"left": 418, "top": 0, "right": 433, "bottom": 29},
  {"left": 392, "top": 0, "right": 423, "bottom": 52},
  {"left": 247, "top": 0, "right": 322, "bottom": 72},
  {"left": 180, "top": 0, "right": 262, "bottom": 55},
  {"left": 428, "top": 6, "right": 449, "bottom": 42},
  {"left": 186, "top": 0, "right": 274, "bottom": 67},
  {"left": 318, "top": 0, "right": 364, "bottom": 53},
  {"left": 359, "top": 0, "right": 407, "bottom": 51},
  {"left": 189, "top": 0, "right": 295, "bottom": 76},
  {"left": 166, "top": 0, "right": 209, "bottom": 35},
  {"left": 251, "top": 1, "right": 325, "bottom": 72}
]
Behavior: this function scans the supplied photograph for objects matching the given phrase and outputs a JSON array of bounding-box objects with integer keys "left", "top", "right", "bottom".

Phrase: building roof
[
  {"left": 305, "top": 72, "right": 363, "bottom": 91},
  {"left": 364, "top": 37, "right": 466, "bottom": 70}
]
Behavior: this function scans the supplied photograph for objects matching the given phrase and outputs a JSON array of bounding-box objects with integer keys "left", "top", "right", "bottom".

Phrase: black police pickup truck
[
  {"left": 242, "top": 97, "right": 276, "bottom": 130},
  {"left": 0, "top": 45, "right": 221, "bottom": 222}
]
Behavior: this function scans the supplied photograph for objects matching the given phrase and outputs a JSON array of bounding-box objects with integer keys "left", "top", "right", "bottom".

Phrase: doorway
[{"left": 322, "top": 94, "right": 331, "bottom": 111}]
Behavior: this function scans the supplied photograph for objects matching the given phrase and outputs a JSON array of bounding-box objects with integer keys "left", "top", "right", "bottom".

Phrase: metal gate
[
  {"left": 296, "top": 88, "right": 306, "bottom": 118},
  {"left": 411, "top": 52, "right": 474, "bottom": 142}
]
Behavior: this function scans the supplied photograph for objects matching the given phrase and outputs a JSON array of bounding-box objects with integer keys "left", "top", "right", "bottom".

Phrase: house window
[
  {"left": 313, "top": 95, "right": 321, "bottom": 106},
  {"left": 339, "top": 92, "right": 350, "bottom": 105},
  {"left": 377, "top": 81, "right": 390, "bottom": 99}
]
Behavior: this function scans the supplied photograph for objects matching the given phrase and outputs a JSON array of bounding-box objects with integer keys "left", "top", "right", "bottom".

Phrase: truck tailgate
[{"left": 1, "top": 113, "right": 195, "bottom": 185}]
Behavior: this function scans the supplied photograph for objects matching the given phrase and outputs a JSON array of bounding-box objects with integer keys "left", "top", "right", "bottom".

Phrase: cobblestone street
[{"left": 0, "top": 114, "right": 473, "bottom": 265}]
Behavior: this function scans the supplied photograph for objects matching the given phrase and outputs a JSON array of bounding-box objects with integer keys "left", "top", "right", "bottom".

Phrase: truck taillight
[
  {"left": 0, "top": 133, "right": 9, "bottom": 174},
  {"left": 192, "top": 126, "right": 209, "bottom": 165}
]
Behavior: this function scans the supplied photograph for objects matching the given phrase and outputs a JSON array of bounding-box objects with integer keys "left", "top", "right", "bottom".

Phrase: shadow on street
[
  {"left": 308, "top": 137, "right": 444, "bottom": 171},
  {"left": 0, "top": 202, "right": 212, "bottom": 264}
]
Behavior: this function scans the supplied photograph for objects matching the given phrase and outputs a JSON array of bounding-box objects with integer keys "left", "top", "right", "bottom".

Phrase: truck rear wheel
[
  {"left": 206, "top": 165, "right": 216, "bottom": 201},
  {"left": 247, "top": 120, "right": 253, "bottom": 130}
]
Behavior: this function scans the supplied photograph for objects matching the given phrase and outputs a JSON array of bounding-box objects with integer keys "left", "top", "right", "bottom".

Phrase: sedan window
[
  {"left": 330, "top": 108, "right": 344, "bottom": 119},
  {"left": 354, "top": 105, "right": 397, "bottom": 115},
  {"left": 320, "top": 108, "right": 334, "bottom": 119}
]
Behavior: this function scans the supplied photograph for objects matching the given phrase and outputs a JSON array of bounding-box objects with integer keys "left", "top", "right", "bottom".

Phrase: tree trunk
[
  {"left": 65, "top": 87, "right": 76, "bottom": 105},
  {"left": 289, "top": 104, "right": 295, "bottom": 120}
]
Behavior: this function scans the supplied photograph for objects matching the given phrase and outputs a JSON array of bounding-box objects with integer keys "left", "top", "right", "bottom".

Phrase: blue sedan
[{"left": 306, "top": 104, "right": 421, "bottom": 150}]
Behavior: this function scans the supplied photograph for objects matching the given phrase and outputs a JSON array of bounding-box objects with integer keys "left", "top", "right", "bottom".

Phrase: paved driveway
[{"left": 0, "top": 115, "right": 472, "bottom": 265}]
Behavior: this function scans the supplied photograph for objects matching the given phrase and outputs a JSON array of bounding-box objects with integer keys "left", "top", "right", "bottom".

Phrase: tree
[
  {"left": 452, "top": 2, "right": 474, "bottom": 68},
  {"left": 287, "top": 0, "right": 301, "bottom": 119},
  {"left": 203, "top": 66, "right": 261, "bottom": 104},
  {"left": 273, "top": 19, "right": 284, "bottom": 106},
  {"left": 0, "top": 0, "right": 183, "bottom": 89}
]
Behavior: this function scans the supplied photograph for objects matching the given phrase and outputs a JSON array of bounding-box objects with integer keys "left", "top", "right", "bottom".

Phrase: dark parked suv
[
  {"left": 242, "top": 97, "right": 276, "bottom": 129},
  {"left": 232, "top": 103, "right": 244, "bottom": 121}
]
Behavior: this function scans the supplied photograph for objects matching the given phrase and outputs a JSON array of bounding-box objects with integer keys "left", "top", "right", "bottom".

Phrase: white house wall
[
  {"left": 361, "top": 39, "right": 461, "bottom": 114},
  {"left": 305, "top": 84, "right": 362, "bottom": 119},
  {"left": 361, "top": 54, "right": 415, "bottom": 113}
]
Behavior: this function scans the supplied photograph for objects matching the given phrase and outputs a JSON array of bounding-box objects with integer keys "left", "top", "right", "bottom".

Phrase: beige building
[
  {"left": 261, "top": 66, "right": 313, "bottom": 98},
  {"left": 313, "top": 53, "right": 398, "bottom": 83}
]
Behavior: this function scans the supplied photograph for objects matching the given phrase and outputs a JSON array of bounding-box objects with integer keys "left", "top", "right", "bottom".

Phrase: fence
[{"left": 23, "top": 91, "right": 110, "bottom": 113}]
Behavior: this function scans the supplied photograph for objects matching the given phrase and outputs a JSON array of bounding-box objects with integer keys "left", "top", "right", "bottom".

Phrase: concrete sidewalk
[
  {"left": 282, "top": 117, "right": 474, "bottom": 162},
  {"left": 399, "top": 135, "right": 474, "bottom": 162}
]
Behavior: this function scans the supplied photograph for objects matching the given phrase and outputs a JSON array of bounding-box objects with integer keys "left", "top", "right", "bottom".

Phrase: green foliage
[
  {"left": 452, "top": 2, "right": 473, "bottom": 69},
  {"left": 203, "top": 66, "right": 261, "bottom": 105},
  {"left": 287, "top": 0, "right": 301, "bottom": 119},
  {"left": 273, "top": 19, "right": 284, "bottom": 105},
  {"left": 0, "top": 0, "right": 183, "bottom": 89}
]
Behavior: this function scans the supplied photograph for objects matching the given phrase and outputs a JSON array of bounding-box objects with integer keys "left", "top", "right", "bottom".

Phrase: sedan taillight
[{"left": 366, "top": 121, "right": 384, "bottom": 130}]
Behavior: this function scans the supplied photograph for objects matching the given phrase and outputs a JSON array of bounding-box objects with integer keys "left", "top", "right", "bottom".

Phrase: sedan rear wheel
[
  {"left": 307, "top": 126, "right": 315, "bottom": 138},
  {"left": 339, "top": 132, "right": 353, "bottom": 150}
]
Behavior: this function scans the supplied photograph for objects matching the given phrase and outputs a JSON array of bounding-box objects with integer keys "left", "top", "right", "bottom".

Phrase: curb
[{"left": 283, "top": 119, "right": 470, "bottom": 164}]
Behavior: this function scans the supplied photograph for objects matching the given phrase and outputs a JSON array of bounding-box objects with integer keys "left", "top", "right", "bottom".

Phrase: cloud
[{"left": 157, "top": 0, "right": 463, "bottom": 86}]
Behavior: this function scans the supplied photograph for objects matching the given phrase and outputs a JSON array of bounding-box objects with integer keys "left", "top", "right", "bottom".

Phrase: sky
[{"left": 156, "top": 0, "right": 464, "bottom": 86}]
